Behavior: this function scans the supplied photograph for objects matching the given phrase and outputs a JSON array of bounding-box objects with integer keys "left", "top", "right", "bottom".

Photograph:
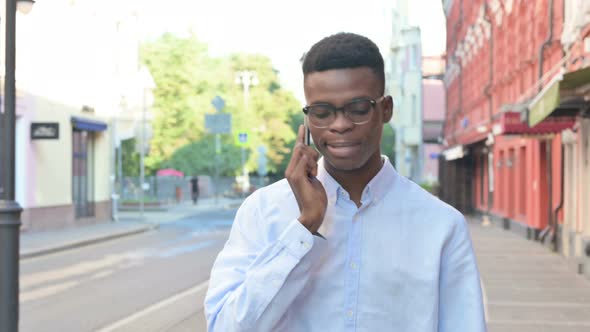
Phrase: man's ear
[{"left": 382, "top": 96, "right": 394, "bottom": 123}]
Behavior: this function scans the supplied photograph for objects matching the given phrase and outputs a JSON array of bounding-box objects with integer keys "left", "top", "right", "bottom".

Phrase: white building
[
  {"left": 385, "top": 0, "right": 424, "bottom": 182},
  {"left": 7, "top": 0, "right": 150, "bottom": 231}
]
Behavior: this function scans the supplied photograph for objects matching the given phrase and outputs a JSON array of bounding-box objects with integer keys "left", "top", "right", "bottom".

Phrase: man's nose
[{"left": 329, "top": 111, "right": 354, "bottom": 132}]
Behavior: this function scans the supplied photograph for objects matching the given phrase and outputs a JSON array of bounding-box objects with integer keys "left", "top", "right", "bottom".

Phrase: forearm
[{"left": 206, "top": 219, "right": 325, "bottom": 332}]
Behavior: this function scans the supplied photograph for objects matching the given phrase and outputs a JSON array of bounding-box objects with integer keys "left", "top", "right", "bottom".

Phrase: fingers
[
  {"left": 285, "top": 125, "right": 320, "bottom": 178},
  {"left": 286, "top": 143, "right": 319, "bottom": 178},
  {"left": 298, "top": 124, "right": 305, "bottom": 144},
  {"left": 285, "top": 125, "right": 305, "bottom": 177},
  {"left": 292, "top": 153, "right": 316, "bottom": 182}
]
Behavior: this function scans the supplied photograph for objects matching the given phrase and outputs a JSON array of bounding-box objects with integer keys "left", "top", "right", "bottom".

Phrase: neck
[{"left": 326, "top": 154, "right": 383, "bottom": 206}]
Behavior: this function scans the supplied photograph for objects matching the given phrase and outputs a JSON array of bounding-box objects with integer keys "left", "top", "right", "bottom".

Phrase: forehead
[{"left": 303, "top": 67, "right": 380, "bottom": 105}]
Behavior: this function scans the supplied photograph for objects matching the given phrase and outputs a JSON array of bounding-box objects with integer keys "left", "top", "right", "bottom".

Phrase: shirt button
[
  {"left": 346, "top": 310, "right": 354, "bottom": 317},
  {"left": 300, "top": 241, "right": 310, "bottom": 249},
  {"left": 350, "top": 262, "right": 357, "bottom": 270}
]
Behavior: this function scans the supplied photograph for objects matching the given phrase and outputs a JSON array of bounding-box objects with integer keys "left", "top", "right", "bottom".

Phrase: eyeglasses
[{"left": 302, "top": 97, "right": 384, "bottom": 128}]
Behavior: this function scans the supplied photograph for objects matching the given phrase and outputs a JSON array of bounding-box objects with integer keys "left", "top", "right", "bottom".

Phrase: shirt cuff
[{"left": 278, "top": 219, "right": 315, "bottom": 260}]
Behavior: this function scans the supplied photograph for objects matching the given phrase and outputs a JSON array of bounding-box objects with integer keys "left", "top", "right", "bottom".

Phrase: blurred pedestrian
[
  {"left": 205, "top": 33, "right": 486, "bottom": 332},
  {"left": 190, "top": 176, "right": 199, "bottom": 205}
]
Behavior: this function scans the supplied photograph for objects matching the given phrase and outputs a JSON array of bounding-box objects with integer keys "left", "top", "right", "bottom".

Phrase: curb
[{"left": 20, "top": 223, "right": 159, "bottom": 260}]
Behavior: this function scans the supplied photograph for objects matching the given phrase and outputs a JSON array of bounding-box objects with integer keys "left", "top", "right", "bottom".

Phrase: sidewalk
[
  {"left": 20, "top": 197, "right": 244, "bottom": 259},
  {"left": 468, "top": 216, "right": 590, "bottom": 332}
]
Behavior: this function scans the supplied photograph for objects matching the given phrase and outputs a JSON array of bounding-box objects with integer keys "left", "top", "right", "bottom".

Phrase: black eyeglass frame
[{"left": 302, "top": 96, "right": 385, "bottom": 128}]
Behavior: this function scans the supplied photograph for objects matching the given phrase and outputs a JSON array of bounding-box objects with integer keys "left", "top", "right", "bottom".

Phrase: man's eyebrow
[
  {"left": 308, "top": 96, "right": 373, "bottom": 106},
  {"left": 308, "top": 100, "right": 333, "bottom": 105}
]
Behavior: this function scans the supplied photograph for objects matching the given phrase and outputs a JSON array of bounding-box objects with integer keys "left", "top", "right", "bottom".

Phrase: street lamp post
[
  {"left": 0, "top": 1, "right": 35, "bottom": 331},
  {"left": 235, "top": 71, "right": 258, "bottom": 196}
]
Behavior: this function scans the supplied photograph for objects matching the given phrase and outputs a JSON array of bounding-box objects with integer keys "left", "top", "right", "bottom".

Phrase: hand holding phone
[{"left": 285, "top": 124, "right": 327, "bottom": 234}]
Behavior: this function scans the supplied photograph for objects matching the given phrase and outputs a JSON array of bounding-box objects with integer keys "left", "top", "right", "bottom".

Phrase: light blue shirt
[{"left": 205, "top": 157, "right": 486, "bottom": 332}]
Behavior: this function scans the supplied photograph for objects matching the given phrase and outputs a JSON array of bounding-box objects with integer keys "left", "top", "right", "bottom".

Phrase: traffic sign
[
  {"left": 211, "top": 96, "right": 225, "bottom": 112},
  {"left": 235, "top": 132, "right": 249, "bottom": 147},
  {"left": 205, "top": 113, "right": 231, "bottom": 134},
  {"left": 239, "top": 133, "right": 247, "bottom": 143}
]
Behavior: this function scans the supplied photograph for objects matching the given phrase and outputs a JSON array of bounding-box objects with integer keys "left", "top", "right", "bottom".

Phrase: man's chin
[{"left": 323, "top": 156, "right": 364, "bottom": 173}]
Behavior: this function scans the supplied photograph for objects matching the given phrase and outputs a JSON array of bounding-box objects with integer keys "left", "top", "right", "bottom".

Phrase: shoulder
[
  {"left": 242, "top": 179, "right": 295, "bottom": 210},
  {"left": 388, "top": 174, "right": 466, "bottom": 233},
  {"left": 234, "top": 179, "right": 300, "bottom": 240}
]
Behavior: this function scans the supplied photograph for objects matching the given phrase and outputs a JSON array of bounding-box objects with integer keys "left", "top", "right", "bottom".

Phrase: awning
[
  {"left": 71, "top": 116, "right": 107, "bottom": 132},
  {"left": 497, "top": 111, "right": 575, "bottom": 135},
  {"left": 528, "top": 66, "right": 590, "bottom": 126}
]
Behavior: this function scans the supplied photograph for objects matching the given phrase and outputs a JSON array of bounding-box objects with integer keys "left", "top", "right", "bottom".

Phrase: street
[{"left": 19, "top": 208, "right": 236, "bottom": 332}]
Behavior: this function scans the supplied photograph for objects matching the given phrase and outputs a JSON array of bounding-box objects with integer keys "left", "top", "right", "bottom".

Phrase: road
[{"left": 20, "top": 208, "right": 236, "bottom": 332}]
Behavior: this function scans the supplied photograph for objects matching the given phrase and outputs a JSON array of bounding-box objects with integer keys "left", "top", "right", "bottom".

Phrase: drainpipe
[
  {"left": 552, "top": 140, "right": 564, "bottom": 252},
  {"left": 451, "top": 0, "right": 463, "bottom": 146},
  {"left": 540, "top": 141, "right": 553, "bottom": 244},
  {"left": 538, "top": 0, "right": 555, "bottom": 92},
  {"left": 483, "top": 1, "right": 494, "bottom": 221},
  {"left": 538, "top": 0, "right": 555, "bottom": 244}
]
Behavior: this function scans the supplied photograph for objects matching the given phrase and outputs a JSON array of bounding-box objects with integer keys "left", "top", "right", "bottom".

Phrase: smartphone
[{"left": 304, "top": 116, "right": 311, "bottom": 146}]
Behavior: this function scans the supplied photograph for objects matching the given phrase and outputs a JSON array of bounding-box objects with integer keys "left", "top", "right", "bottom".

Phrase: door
[{"left": 72, "top": 129, "right": 95, "bottom": 218}]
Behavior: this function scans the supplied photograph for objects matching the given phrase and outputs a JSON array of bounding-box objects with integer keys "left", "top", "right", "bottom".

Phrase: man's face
[{"left": 303, "top": 67, "right": 393, "bottom": 173}]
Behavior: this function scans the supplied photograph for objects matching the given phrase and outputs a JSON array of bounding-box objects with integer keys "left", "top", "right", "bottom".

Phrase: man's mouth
[
  {"left": 325, "top": 141, "right": 360, "bottom": 148},
  {"left": 324, "top": 141, "right": 362, "bottom": 157}
]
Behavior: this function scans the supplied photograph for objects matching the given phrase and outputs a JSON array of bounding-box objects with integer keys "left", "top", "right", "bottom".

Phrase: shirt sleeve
[
  {"left": 438, "top": 216, "right": 487, "bottom": 332},
  {"left": 204, "top": 194, "right": 326, "bottom": 332}
]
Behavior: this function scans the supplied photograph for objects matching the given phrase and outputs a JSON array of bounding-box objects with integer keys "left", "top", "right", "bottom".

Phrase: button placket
[{"left": 344, "top": 211, "right": 361, "bottom": 326}]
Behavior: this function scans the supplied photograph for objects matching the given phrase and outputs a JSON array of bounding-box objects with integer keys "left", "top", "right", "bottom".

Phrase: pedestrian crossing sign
[{"left": 235, "top": 132, "right": 249, "bottom": 147}]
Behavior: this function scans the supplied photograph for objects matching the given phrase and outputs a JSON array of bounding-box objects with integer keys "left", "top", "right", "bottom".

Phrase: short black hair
[{"left": 302, "top": 32, "right": 385, "bottom": 94}]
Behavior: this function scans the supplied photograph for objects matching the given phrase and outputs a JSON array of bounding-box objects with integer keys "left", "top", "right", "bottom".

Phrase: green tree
[
  {"left": 120, "top": 138, "right": 139, "bottom": 176},
  {"left": 380, "top": 123, "right": 396, "bottom": 165},
  {"left": 141, "top": 34, "right": 301, "bottom": 176},
  {"left": 163, "top": 135, "right": 243, "bottom": 176}
]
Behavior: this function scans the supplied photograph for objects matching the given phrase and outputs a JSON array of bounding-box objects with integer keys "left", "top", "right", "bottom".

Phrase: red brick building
[{"left": 440, "top": 0, "right": 590, "bottom": 251}]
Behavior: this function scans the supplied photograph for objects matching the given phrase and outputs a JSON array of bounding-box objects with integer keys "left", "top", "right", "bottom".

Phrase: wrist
[{"left": 298, "top": 215, "right": 319, "bottom": 233}]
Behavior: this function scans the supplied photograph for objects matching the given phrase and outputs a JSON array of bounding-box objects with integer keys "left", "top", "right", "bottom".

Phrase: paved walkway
[
  {"left": 20, "top": 197, "right": 244, "bottom": 259},
  {"left": 469, "top": 217, "right": 590, "bottom": 332}
]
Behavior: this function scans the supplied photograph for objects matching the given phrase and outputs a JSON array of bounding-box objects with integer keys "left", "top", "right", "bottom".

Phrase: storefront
[{"left": 17, "top": 95, "right": 112, "bottom": 231}]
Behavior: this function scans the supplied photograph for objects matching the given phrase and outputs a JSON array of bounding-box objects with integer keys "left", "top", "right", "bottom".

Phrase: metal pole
[
  {"left": 139, "top": 89, "right": 146, "bottom": 220},
  {"left": 0, "top": 1, "right": 22, "bottom": 331},
  {"left": 241, "top": 147, "right": 246, "bottom": 197},
  {"left": 215, "top": 133, "right": 220, "bottom": 206},
  {"left": 111, "top": 118, "right": 118, "bottom": 221},
  {"left": 117, "top": 137, "right": 123, "bottom": 212},
  {"left": 241, "top": 73, "right": 250, "bottom": 196}
]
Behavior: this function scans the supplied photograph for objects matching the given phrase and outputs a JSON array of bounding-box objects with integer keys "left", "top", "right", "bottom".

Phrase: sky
[{"left": 137, "top": 0, "right": 446, "bottom": 102}]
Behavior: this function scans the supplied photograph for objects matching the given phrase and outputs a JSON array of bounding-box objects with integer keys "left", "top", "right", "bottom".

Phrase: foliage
[
  {"left": 380, "top": 124, "right": 396, "bottom": 165},
  {"left": 120, "top": 138, "right": 139, "bottom": 176},
  {"left": 140, "top": 33, "right": 301, "bottom": 176},
  {"left": 163, "top": 135, "right": 244, "bottom": 177}
]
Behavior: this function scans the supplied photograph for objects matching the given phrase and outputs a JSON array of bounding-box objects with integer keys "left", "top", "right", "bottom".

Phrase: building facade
[
  {"left": 6, "top": 0, "right": 147, "bottom": 231},
  {"left": 441, "top": 0, "right": 590, "bottom": 278},
  {"left": 387, "top": 2, "right": 424, "bottom": 182},
  {"left": 422, "top": 55, "right": 446, "bottom": 184},
  {"left": 558, "top": 0, "right": 590, "bottom": 276}
]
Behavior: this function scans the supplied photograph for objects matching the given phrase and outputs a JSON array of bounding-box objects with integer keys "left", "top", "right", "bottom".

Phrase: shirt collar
[{"left": 316, "top": 155, "right": 397, "bottom": 206}]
